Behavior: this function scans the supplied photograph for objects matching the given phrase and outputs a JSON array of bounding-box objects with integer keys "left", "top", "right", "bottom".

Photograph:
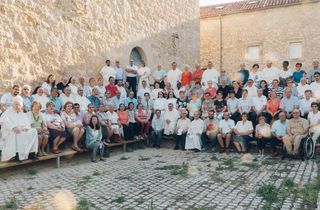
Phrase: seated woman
[
  {"left": 255, "top": 116, "right": 271, "bottom": 157},
  {"left": 266, "top": 91, "right": 281, "bottom": 123},
  {"left": 85, "top": 115, "right": 105, "bottom": 162},
  {"left": 187, "top": 92, "right": 202, "bottom": 119},
  {"left": 28, "top": 101, "right": 49, "bottom": 156},
  {"left": 96, "top": 104, "right": 112, "bottom": 141},
  {"left": 107, "top": 104, "right": 123, "bottom": 143},
  {"left": 191, "top": 82, "right": 204, "bottom": 99},
  {"left": 204, "top": 80, "right": 217, "bottom": 98},
  {"left": 45, "top": 102, "right": 68, "bottom": 154},
  {"left": 233, "top": 112, "right": 254, "bottom": 153},
  {"left": 135, "top": 103, "right": 151, "bottom": 140},
  {"left": 83, "top": 103, "right": 96, "bottom": 126},
  {"left": 0, "top": 100, "right": 38, "bottom": 161},
  {"left": 61, "top": 101, "right": 85, "bottom": 152},
  {"left": 117, "top": 103, "right": 133, "bottom": 140},
  {"left": 127, "top": 102, "right": 140, "bottom": 139}
]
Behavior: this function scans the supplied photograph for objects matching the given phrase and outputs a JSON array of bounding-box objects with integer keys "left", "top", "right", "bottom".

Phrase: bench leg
[
  {"left": 56, "top": 156, "right": 60, "bottom": 168},
  {"left": 123, "top": 143, "right": 126, "bottom": 153},
  {"left": 46, "top": 144, "right": 50, "bottom": 154}
]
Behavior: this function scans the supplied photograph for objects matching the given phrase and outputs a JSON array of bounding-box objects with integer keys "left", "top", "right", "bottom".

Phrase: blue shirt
[
  {"left": 152, "top": 70, "right": 167, "bottom": 81},
  {"left": 292, "top": 70, "right": 306, "bottom": 83},
  {"left": 271, "top": 119, "right": 288, "bottom": 136},
  {"left": 22, "top": 95, "right": 32, "bottom": 112},
  {"left": 49, "top": 97, "right": 63, "bottom": 111},
  {"left": 124, "top": 97, "right": 138, "bottom": 108},
  {"left": 112, "top": 96, "right": 123, "bottom": 110},
  {"left": 115, "top": 66, "right": 126, "bottom": 82},
  {"left": 87, "top": 95, "right": 101, "bottom": 109}
]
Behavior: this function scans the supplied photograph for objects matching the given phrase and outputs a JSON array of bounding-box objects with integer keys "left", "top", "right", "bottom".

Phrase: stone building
[
  {"left": 0, "top": 0, "right": 199, "bottom": 93},
  {"left": 200, "top": 0, "right": 320, "bottom": 78}
]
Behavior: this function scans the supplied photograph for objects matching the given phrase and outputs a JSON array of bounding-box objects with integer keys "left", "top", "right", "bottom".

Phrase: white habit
[
  {"left": 185, "top": 118, "right": 204, "bottom": 150},
  {"left": 164, "top": 109, "right": 180, "bottom": 135},
  {"left": 0, "top": 108, "right": 38, "bottom": 161}
]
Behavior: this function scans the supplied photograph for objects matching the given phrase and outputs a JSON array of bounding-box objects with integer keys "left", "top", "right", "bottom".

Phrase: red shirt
[
  {"left": 105, "top": 84, "right": 118, "bottom": 97},
  {"left": 181, "top": 71, "right": 193, "bottom": 86},
  {"left": 193, "top": 69, "right": 203, "bottom": 83}
]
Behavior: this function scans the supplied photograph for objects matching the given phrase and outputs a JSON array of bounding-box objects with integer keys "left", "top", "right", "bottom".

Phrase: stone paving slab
[{"left": 0, "top": 147, "right": 319, "bottom": 210}]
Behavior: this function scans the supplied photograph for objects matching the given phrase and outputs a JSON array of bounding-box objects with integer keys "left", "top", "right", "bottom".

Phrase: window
[
  {"left": 246, "top": 46, "right": 260, "bottom": 61},
  {"left": 288, "top": 42, "right": 302, "bottom": 59}
]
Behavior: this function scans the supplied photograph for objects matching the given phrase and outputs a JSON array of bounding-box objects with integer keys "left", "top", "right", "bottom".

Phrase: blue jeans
[
  {"left": 151, "top": 130, "right": 164, "bottom": 146},
  {"left": 175, "top": 133, "right": 187, "bottom": 149},
  {"left": 201, "top": 133, "right": 217, "bottom": 150}
]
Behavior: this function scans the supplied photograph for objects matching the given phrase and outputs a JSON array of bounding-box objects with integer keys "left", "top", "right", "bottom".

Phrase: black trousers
[
  {"left": 270, "top": 136, "right": 282, "bottom": 152},
  {"left": 175, "top": 133, "right": 186, "bottom": 149},
  {"left": 122, "top": 124, "right": 133, "bottom": 140},
  {"left": 256, "top": 137, "right": 269, "bottom": 150},
  {"left": 127, "top": 77, "right": 137, "bottom": 97}
]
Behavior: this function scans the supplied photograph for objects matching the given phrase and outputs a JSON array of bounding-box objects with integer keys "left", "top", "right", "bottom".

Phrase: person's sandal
[{"left": 53, "top": 149, "right": 61, "bottom": 154}]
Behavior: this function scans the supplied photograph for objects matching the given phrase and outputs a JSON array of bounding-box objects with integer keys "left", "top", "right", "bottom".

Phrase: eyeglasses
[
  {"left": 88, "top": 107, "right": 94, "bottom": 109},
  {"left": 292, "top": 112, "right": 299, "bottom": 114},
  {"left": 74, "top": 106, "right": 80, "bottom": 109},
  {"left": 23, "top": 88, "right": 29, "bottom": 90}
]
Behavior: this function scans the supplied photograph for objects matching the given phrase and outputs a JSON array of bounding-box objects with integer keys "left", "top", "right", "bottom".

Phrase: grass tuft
[
  {"left": 77, "top": 198, "right": 92, "bottom": 210},
  {"left": 111, "top": 196, "right": 125, "bottom": 204},
  {"left": 120, "top": 156, "right": 130, "bottom": 160},
  {"left": 138, "top": 156, "right": 151, "bottom": 161},
  {"left": 0, "top": 197, "right": 19, "bottom": 210}
]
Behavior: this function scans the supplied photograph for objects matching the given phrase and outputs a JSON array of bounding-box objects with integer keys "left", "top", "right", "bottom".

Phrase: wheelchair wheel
[{"left": 303, "top": 136, "right": 315, "bottom": 159}]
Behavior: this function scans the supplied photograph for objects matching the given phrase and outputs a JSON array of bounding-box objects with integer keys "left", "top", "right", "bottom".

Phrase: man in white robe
[
  {"left": 185, "top": 111, "right": 205, "bottom": 151},
  {"left": 137, "top": 61, "right": 151, "bottom": 90},
  {"left": 100, "top": 59, "right": 116, "bottom": 86},
  {"left": 164, "top": 103, "right": 180, "bottom": 135},
  {"left": 201, "top": 61, "right": 220, "bottom": 89},
  {"left": 259, "top": 61, "right": 281, "bottom": 84},
  {"left": 74, "top": 87, "right": 91, "bottom": 111},
  {"left": 167, "top": 62, "right": 182, "bottom": 91},
  {"left": 0, "top": 100, "right": 38, "bottom": 161}
]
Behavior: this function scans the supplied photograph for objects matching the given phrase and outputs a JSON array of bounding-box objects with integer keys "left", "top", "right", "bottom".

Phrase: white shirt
[
  {"left": 74, "top": 94, "right": 91, "bottom": 111},
  {"left": 227, "top": 98, "right": 238, "bottom": 114},
  {"left": 125, "top": 65, "right": 138, "bottom": 77},
  {"left": 253, "top": 95, "right": 267, "bottom": 111},
  {"left": 167, "top": 69, "right": 182, "bottom": 90},
  {"left": 106, "top": 111, "right": 118, "bottom": 124},
  {"left": 310, "top": 81, "right": 320, "bottom": 100},
  {"left": 244, "top": 85, "right": 258, "bottom": 99},
  {"left": 299, "top": 98, "right": 316, "bottom": 116},
  {"left": 117, "top": 86, "right": 127, "bottom": 99},
  {"left": 60, "top": 93, "right": 75, "bottom": 105},
  {"left": 96, "top": 85, "right": 105, "bottom": 98},
  {"left": 280, "top": 69, "right": 293, "bottom": 79},
  {"left": 201, "top": 68, "right": 220, "bottom": 86},
  {"left": 260, "top": 66, "right": 281, "bottom": 83},
  {"left": 0, "top": 93, "right": 23, "bottom": 109},
  {"left": 308, "top": 111, "right": 320, "bottom": 126},
  {"left": 249, "top": 71, "right": 260, "bottom": 83},
  {"left": 68, "top": 84, "right": 79, "bottom": 96},
  {"left": 137, "top": 87, "right": 151, "bottom": 99},
  {"left": 100, "top": 65, "right": 116, "bottom": 86},
  {"left": 297, "top": 83, "right": 311, "bottom": 99},
  {"left": 154, "top": 98, "right": 167, "bottom": 111},
  {"left": 41, "top": 82, "right": 52, "bottom": 95},
  {"left": 176, "top": 118, "right": 191, "bottom": 133},
  {"left": 219, "top": 119, "right": 235, "bottom": 134},
  {"left": 31, "top": 94, "right": 49, "bottom": 111},
  {"left": 238, "top": 97, "right": 251, "bottom": 113},
  {"left": 235, "top": 120, "right": 253, "bottom": 136}
]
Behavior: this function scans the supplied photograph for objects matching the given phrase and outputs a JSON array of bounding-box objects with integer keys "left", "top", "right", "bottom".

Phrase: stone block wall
[
  {"left": 0, "top": 0, "right": 199, "bottom": 93},
  {"left": 200, "top": 2, "right": 320, "bottom": 78}
]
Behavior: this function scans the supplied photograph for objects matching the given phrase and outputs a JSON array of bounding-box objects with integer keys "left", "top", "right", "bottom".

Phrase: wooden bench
[{"left": 0, "top": 139, "right": 145, "bottom": 169}]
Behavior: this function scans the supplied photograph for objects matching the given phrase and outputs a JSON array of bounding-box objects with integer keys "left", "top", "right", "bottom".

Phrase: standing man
[
  {"left": 0, "top": 85, "right": 23, "bottom": 113},
  {"left": 167, "top": 62, "right": 182, "bottom": 91},
  {"left": 307, "top": 60, "right": 320, "bottom": 83},
  {"left": 201, "top": 61, "right": 220, "bottom": 88},
  {"left": 125, "top": 59, "right": 139, "bottom": 97},
  {"left": 237, "top": 63, "right": 249, "bottom": 86},
  {"left": 310, "top": 72, "right": 320, "bottom": 102},
  {"left": 100, "top": 59, "right": 116, "bottom": 86},
  {"left": 279, "top": 61, "right": 293, "bottom": 86},
  {"left": 152, "top": 64, "right": 167, "bottom": 89},
  {"left": 114, "top": 60, "right": 126, "bottom": 84},
  {"left": 260, "top": 60, "right": 281, "bottom": 84}
]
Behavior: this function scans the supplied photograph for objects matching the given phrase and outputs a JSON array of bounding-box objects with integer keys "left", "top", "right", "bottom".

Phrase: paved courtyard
[{"left": 0, "top": 144, "right": 319, "bottom": 210}]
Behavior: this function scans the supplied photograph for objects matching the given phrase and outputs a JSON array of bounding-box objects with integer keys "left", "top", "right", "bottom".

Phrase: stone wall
[
  {"left": 0, "top": 0, "right": 199, "bottom": 93},
  {"left": 200, "top": 2, "right": 320, "bottom": 78}
]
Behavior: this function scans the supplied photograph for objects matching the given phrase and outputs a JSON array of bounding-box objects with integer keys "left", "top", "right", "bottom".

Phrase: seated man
[
  {"left": 237, "top": 89, "right": 252, "bottom": 122},
  {"left": 283, "top": 109, "right": 309, "bottom": 157},
  {"left": 0, "top": 100, "right": 38, "bottom": 161},
  {"left": 233, "top": 112, "right": 254, "bottom": 153},
  {"left": 270, "top": 111, "right": 288, "bottom": 156},
  {"left": 280, "top": 87, "right": 299, "bottom": 118},
  {"left": 164, "top": 103, "right": 180, "bottom": 136},
  {"left": 174, "top": 109, "right": 190, "bottom": 150},
  {"left": 308, "top": 102, "right": 320, "bottom": 145},
  {"left": 87, "top": 88, "right": 101, "bottom": 111},
  {"left": 150, "top": 110, "right": 165, "bottom": 148},
  {"left": 299, "top": 90, "right": 316, "bottom": 119},
  {"left": 74, "top": 87, "right": 91, "bottom": 112},
  {"left": 213, "top": 91, "right": 227, "bottom": 120},
  {"left": 201, "top": 110, "right": 219, "bottom": 152},
  {"left": 217, "top": 111, "right": 235, "bottom": 153},
  {"left": 0, "top": 85, "right": 23, "bottom": 113},
  {"left": 185, "top": 111, "right": 205, "bottom": 152}
]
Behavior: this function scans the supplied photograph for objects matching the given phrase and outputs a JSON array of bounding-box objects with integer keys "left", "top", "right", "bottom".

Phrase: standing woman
[
  {"left": 61, "top": 101, "right": 85, "bottom": 152},
  {"left": 42, "top": 74, "right": 56, "bottom": 96},
  {"left": 249, "top": 64, "right": 260, "bottom": 87},
  {"left": 118, "top": 103, "right": 133, "bottom": 140},
  {"left": 29, "top": 101, "right": 49, "bottom": 156},
  {"left": 135, "top": 103, "right": 151, "bottom": 139},
  {"left": 85, "top": 115, "right": 105, "bottom": 162},
  {"left": 255, "top": 116, "right": 271, "bottom": 157},
  {"left": 45, "top": 102, "right": 68, "bottom": 154}
]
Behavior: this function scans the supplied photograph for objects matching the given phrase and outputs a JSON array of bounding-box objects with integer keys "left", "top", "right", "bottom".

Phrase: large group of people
[{"left": 0, "top": 58, "right": 320, "bottom": 162}]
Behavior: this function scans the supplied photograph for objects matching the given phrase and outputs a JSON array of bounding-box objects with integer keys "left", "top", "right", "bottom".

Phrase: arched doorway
[{"left": 129, "top": 47, "right": 146, "bottom": 66}]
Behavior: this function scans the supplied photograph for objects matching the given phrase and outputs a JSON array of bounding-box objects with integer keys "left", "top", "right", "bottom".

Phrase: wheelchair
[{"left": 281, "top": 132, "right": 316, "bottom": 160}]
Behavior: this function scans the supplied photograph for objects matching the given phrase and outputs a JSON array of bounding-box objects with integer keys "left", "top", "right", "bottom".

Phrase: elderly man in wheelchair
[{"left": 282, "top": 109, "right": 309, "bottom": 160}]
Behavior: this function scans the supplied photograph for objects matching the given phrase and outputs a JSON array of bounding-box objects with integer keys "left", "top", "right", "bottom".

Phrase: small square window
[
  {"left": 288, "top": 42, "right": 302, "bottom": 59},
  {"left": 246, "top": 46, "right": 260, "bottom": 61}
]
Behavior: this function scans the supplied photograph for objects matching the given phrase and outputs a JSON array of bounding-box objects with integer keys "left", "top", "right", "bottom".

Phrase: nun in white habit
[{"left": 185, "top": 111, "right": 205, "bottom": 151}]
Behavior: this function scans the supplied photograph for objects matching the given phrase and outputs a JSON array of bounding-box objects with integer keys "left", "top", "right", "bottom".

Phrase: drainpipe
[{"left": 219, "top": 14, "right": 222, "bottom": 72}]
